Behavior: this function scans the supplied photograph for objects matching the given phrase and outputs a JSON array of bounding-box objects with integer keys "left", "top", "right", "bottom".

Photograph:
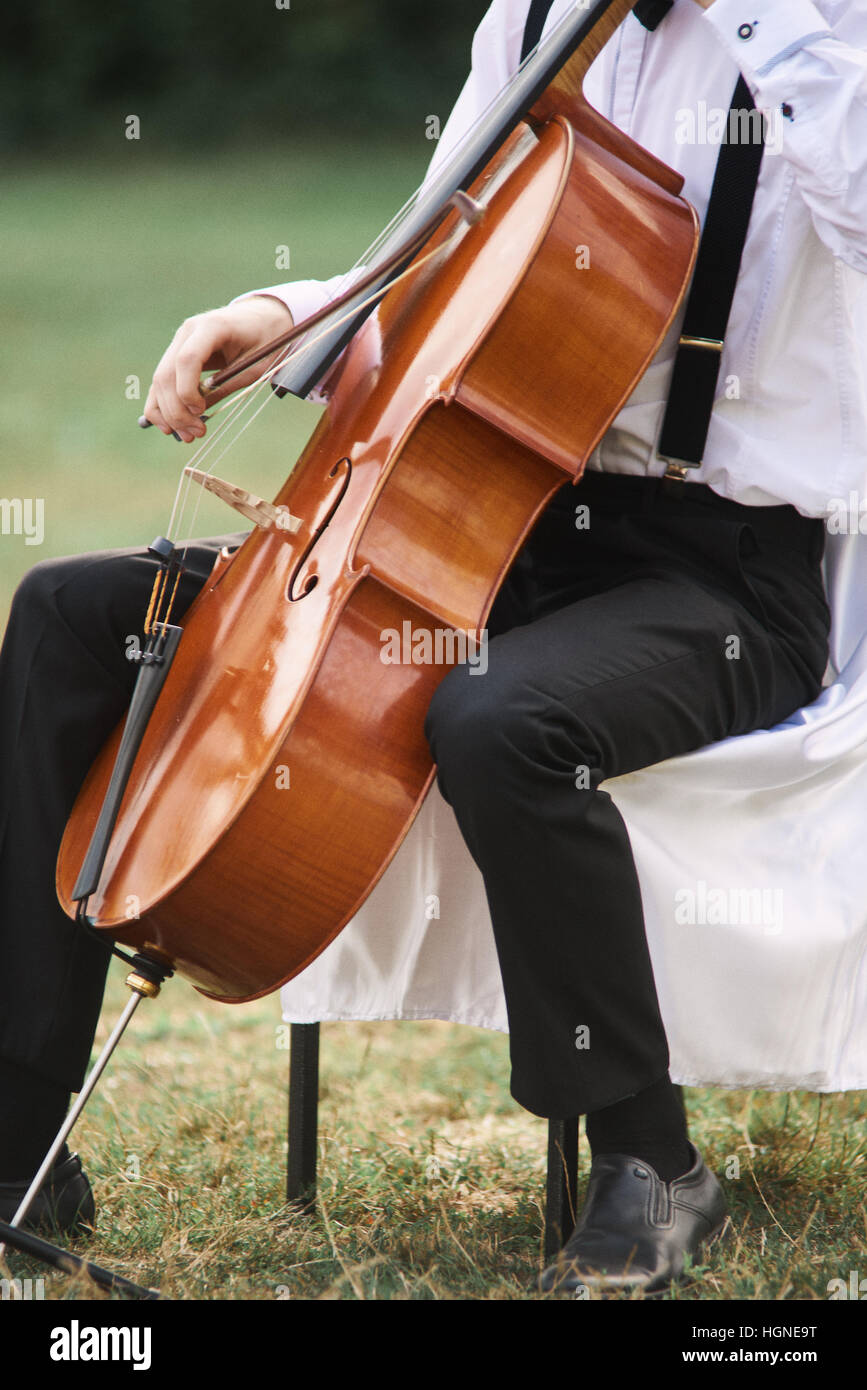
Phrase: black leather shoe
[
  {"left": 539, "top": 1142, "right": 727, "bottom": 1296},
  {"left": 0, "top": 1152, "right": 95, "bottom": 1236}
]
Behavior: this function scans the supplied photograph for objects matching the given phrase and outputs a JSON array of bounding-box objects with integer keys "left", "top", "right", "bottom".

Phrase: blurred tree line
[{"left": 1, "top": 0, "right": 490, "bottom": 153}]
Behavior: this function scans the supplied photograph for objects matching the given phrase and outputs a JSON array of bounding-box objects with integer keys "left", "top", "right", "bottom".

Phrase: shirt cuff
[
  {"left": 702, "top": 0, "right": 832, "bottom": 78},
  {"left": 231, "top": 279, "right": 335, "bottom": 326},
  {"left": 231, "top": 276, "right": 356, "bottom": 403}
]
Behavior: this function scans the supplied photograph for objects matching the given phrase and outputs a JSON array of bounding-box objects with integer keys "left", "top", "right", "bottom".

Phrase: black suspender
[
  {"left": 520, "top": 0, "right": 556, "bottom": 62},
  {"left": 657, "top": 77, "right": 765, "bottom": 482},
  {"left": 522, "top": 1, "right": 672, "bottom": 62},
  {"left": 519, "top": 2, "right": 766, "bottom": 486}
]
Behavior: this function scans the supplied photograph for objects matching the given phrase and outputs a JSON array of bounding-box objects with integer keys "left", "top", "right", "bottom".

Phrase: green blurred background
[{"left": 1, "top": 0, "right": 489, "bottom": 620}]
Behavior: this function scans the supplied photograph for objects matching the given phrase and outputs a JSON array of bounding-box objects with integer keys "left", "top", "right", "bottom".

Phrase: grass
[
  {"left": 2, "top": 966, "right": 864, "bottom": 1301},
  {"left": 2, "top": 148, "right": 865, "bottom": 1305}
]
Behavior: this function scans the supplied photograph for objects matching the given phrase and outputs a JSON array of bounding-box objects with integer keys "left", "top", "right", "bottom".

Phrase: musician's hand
[{"left": 142, "top": 295, "right": 294, "bottom": 443}]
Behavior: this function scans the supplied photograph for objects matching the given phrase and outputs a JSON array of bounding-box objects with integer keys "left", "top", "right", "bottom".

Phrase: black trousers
[{"left": 0, "top": 475, "right": 830, "bottom": 1120}]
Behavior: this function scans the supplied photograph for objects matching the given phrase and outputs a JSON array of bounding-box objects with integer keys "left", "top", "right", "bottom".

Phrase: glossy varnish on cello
[{"left": 56, "top": 0, "right": 699, "bottom": 1001}]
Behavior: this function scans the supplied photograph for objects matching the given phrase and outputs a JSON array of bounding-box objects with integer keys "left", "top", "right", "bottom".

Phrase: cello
[{"left": 56, "top": 0, "right": 699, "bottom": 1005}]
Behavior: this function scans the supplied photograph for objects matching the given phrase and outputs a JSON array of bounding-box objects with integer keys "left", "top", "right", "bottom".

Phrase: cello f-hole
[{"left": 287, "top": 456, "right": 352, "bottom": 602}]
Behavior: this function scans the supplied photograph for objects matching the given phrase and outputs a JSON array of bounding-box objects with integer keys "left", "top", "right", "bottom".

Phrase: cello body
[{"left": 57, "top": 92, "right": 699, "bottom": 1001}]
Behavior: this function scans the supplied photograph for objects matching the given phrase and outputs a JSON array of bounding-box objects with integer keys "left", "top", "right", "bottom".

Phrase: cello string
[
  {"left": 174, "top": 391, "right": 281, "bottom": 553},
  {"left": 164, "top": 384, "right": 260, "bottom": 544}
]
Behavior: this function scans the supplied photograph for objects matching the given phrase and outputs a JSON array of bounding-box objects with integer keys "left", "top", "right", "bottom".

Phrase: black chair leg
[
  {"left": 287, "top": 1022, "right": 319, "bottom": 1212},
  {"left": 286, "top": 1024, "right": 581, "bottom": 1263},
  {"left": 544, "top": 1117, "right": 580, "bottom": 1261}
]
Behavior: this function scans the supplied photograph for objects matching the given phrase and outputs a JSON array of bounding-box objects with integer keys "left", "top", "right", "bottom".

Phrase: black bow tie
[{"left": 633, "top": 0, "right": 675, "bottom": 29}]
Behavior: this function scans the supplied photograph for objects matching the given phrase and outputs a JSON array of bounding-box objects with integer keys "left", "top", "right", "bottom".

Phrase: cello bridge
[{"left": 184, "top": 468, "right": 302, "bottom": 535}]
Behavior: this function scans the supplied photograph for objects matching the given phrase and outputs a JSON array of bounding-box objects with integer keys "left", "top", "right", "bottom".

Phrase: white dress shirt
[{"left": 245, "top": 0, "right": 867, "bottom": 518}]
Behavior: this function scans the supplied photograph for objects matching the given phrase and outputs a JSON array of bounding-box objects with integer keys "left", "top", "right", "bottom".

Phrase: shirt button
[{"left": 738, "top": 22, "right": 757, "bottom": 40}]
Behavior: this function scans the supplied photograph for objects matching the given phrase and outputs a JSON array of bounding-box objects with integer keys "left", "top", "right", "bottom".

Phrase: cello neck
[{"left": 271, "top": 0, "right": 638, "bottom": 402}]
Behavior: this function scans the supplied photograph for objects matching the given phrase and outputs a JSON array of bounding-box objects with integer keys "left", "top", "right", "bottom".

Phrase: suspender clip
[
  {"left": 678, "top": 336, "right": 724, "bottom": 353},
  {"left": 659, "top": 457, "right": 700, "bottom": 495}
]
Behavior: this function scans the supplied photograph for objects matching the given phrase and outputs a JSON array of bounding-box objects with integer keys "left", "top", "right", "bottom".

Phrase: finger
[
  {"left": 140, "top": 391, "right": 183, "bottom": 440},
  {"left": 148, "top": 316, "right": 221, "bottom": 438},
  {"left": 172, "top": 315, "right": 235, "bottom": 415},
  {"left": 150, "top": 355, "right": 209, "bottom": 441},
  {"left": 150, "top": 372, "right": 206, "bottom": 443}
]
